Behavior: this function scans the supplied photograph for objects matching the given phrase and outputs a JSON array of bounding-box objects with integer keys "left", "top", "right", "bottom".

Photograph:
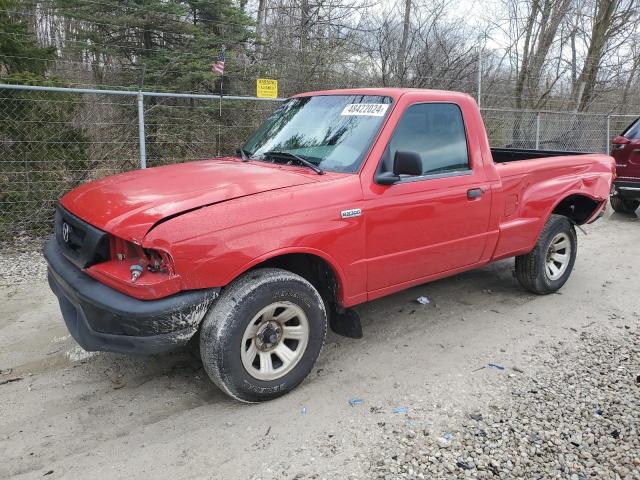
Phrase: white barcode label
[{"left": 341, "top": 103, "right": 389, "bottom": 117}]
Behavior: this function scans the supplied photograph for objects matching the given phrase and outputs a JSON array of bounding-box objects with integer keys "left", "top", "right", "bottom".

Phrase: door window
[{"left": 381, "top": 103, "right": 470, "bottom": 176}]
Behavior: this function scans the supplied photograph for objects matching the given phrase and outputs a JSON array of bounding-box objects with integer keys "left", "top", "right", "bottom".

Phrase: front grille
[{"left": 54, "top": 205, "right": 110, "bottom": 269}]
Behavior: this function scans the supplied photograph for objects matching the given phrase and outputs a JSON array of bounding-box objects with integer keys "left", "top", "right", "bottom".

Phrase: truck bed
[{"left": 491, "top": 148, "right": 588, "bottom": 164}]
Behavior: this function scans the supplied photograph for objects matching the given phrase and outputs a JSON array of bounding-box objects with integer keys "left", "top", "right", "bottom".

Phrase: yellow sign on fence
[{"left": 256, "top": 78, "right": 278, "bottom": 99}]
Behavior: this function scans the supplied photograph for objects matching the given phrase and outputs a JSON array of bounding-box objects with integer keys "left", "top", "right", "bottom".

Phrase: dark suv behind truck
[{"left": 611, "top": 117, "right": 640, "bottom": 213}]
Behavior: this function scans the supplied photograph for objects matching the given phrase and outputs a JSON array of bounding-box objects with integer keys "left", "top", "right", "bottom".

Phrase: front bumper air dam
[{"left": 44, "top": 239, "right": 220, "bottom": 355}]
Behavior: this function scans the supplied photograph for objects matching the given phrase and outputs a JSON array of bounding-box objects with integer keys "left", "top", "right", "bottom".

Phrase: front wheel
[
  {"left": 610, "top": 196, "right": 639, "bottom": 214},
  {"left": 199, "top": 268, "right": 327, "bottom": 402},
  {"left": 515, "top": 214, "right": 577, "bottom": 295}
]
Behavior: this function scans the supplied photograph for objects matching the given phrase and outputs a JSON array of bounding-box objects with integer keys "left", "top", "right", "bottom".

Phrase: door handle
[{"left": 467, "top": 188, "right": 483, "bottom": 200}]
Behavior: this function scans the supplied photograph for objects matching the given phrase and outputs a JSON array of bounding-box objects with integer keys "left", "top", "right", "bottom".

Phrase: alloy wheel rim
[
  {"left": 545, "top": 232, "right": 571, "bottom": 281},
  {"left": 240, "top": 301, "right": 309, "bottom": 381}
]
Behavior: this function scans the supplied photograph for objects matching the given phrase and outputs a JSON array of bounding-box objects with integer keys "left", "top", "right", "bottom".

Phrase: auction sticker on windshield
[{"left": 341, "top": 103, "right": 389, "bottom": 116}]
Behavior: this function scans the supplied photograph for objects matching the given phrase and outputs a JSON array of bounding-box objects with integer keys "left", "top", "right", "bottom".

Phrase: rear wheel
[
  {"left": 199, "top": 268, "right": 327, "bottom": 402},
  {"left": 515, "top": 214, "right": 577, "bottom": 295},
  {"left": 610, "top": 196, "right": 640, "bottom": 214}
]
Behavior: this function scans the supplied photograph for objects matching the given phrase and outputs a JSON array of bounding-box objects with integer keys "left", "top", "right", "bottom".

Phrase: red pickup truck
[
  {"left": 610, "top": 117, "right": 640, "bottom": 213},
  {"left": 45, "top": 88, "right": 614, "bottom": 402}
]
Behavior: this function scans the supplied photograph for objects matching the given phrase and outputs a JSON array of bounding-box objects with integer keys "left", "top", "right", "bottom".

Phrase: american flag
[{"left": 212, "top": 49, "right": 225, "bottom": 75}]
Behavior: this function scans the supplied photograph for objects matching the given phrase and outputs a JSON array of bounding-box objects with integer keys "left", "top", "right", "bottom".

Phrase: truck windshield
[
  {"left": 622, "top": 118, "right": 640, "bottom": 139},
  {"left": 243, "top": 95, "right": 393, "bottom": 173}
]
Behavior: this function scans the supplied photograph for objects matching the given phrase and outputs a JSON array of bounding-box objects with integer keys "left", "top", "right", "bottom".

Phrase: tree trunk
[
  {"left": 527, "top": 0, "right": 572, "bottom": 102},
  {"left": 620, "top": 55, "right": 640, "bottom": 113},
  {"left": 256, "top": 0, "right": 267, "bottom": 47},
  {"left": 397, "top": 0, "right": 411, "bottom": 86},
  {"left": 514, "top": 0, "right": 540, "bottom": 110},
  {"left": 300, "top": 0, "right": 310, "bottom": 52},
  {"left": 572, "top": 0, "right": 617, "bottom": 111}
]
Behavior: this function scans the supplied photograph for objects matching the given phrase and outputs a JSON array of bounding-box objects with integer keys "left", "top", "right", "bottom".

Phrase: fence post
[
  {"left": 606, "top": 114, "right": 611, "bottom": 154},
  {"left": 137, "top": 91, "right": 147, "bottom": 169},
  {"left": 535, "top": 112, "right": 540, "bottom": 149},
  {"left": 477, "top": 46, "right": 482, "bottom": 107}
]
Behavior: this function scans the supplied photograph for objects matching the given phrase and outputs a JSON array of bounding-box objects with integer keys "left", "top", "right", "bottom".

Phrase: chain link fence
[
  {"left": 1, "top": 83, "right": 637, "bottom": 240},
  {"left": 482, "top": 108, "right": 637, "bottom": 152},
  {"left": 0, "top": 84, "right": 279, "bottom": 240}
]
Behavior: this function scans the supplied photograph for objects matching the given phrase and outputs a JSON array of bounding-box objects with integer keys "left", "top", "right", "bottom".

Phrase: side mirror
[
  {"left": 375, "top": 150, "right": 423, "bottom": 185},
  {"left": 394, "top": 150, "right": 422, "bottom": 176}
]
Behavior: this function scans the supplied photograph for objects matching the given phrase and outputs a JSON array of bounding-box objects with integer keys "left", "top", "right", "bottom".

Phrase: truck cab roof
[{"left": 292, "top": 87, "right": 475, "bottom": 103}]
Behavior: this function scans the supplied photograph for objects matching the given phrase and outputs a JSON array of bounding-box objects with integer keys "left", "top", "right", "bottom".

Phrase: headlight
[
  {"left": 85, "top": 236, "right": 181, "bottom": 299},
  {"left": 109, "top": 236, "right": 176, "bottom": 281},
  {"left": 144, "top": 248, "right": 175, "bottom": 275}
]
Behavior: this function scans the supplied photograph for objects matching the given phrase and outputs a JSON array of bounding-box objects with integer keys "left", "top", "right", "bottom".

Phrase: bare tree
[
  {"left": 619, "top": 36, "right": 640, "bottom": 112},
  {"left": 572, "top": 0, "right": 638, "bottom": 111},
  {"left": 10, "top": 0, "right": 640, "bottom": 115},
  {"left": 500, "top": 0, "right": 573, "bottom": 109}
]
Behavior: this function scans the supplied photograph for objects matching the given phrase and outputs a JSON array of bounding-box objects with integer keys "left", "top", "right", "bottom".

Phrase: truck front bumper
[
  {"left": 613, "top": 180, "right": 640, "bottom": 199},
  {"left": 45, "top": 239, "right": 220, "bottom": 355}
]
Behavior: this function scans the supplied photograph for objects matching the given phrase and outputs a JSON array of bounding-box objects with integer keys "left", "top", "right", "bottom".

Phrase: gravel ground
[
  {"left": 0, "top": 237, "right": 47, "bottom": 288},
  {"left": 369, "top": 327, "right": 640, "bottom": 480},
  {"left": 1, "top": 212, "right": 639, "bottom": 479}
]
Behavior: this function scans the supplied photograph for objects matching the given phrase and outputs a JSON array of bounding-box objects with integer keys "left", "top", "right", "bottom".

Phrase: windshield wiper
[
  {"left": 260, "top": 151, "right": 324, "bottom": 175},
  {"left": 236, "top": 148, "right": 250, "bottom": 161}
]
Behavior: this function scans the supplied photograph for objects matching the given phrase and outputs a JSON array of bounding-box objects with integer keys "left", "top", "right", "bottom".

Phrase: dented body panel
[
  {"left": 47, "top": 88, "right": 615, "bottom": 354},
  {"left": 491, "top": 155, "right": 613, "bottom": 260},
  {"left": 60, "top": 158, "right": 320, "bottom": 243}
]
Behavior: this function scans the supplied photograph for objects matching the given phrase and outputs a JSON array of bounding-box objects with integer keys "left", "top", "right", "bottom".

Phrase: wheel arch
[
  {"left": 549, "top": 193, "right": 604, "bottom": 225},
  {"left": 224, "top": 248, "right": 348, "bottom": 310}
]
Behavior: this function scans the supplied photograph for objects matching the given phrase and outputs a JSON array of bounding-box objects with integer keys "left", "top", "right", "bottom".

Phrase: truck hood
[{"left": 60, "top": 158, "right": 318, "bottom": 242}]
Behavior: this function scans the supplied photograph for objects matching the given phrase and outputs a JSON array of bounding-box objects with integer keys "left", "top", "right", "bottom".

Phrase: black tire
[
  {"left": 515, "top": 214, "right": 577, "bottom": 295},
  {"left": 610, "top": 196, "right": 640, "bottom": 214},
  {"left": 199, "top": 268, "right": 327, "bottom": 402}
]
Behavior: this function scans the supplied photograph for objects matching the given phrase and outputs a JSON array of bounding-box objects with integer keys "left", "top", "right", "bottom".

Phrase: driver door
[{"left": 364, "top": 102, "right": 493, "bottom": 294}]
